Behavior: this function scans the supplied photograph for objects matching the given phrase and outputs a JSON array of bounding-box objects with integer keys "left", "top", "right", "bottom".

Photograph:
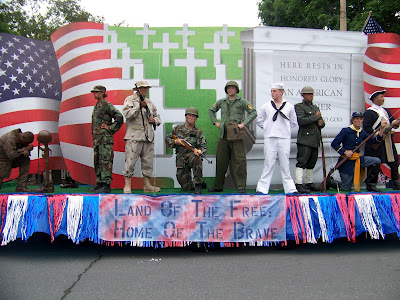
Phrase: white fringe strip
[
  {"left": 354, "top": 194, "right": 383, "bottom": 239},
  {"left": 1, "top": 195, "right": 28, "bottom": 246},
  {"left": 299, "top": 196, "right": 317, "bottom": 244},
  {"left": 67, "top": 196, "right": 84, "bottom": 243}
]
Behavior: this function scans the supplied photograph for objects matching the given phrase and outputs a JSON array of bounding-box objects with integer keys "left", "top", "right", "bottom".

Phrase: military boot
[
  {"left": 194, "top": 184, "right": 202, "bottom": 195},
  {"left": 295, "top": 184, "right": 310, "bottom": 194},
  {"left": 96, "top": 183, "right": 111, "bottom": 193},
  {"left": 89, "top": 183, "right": 101, "bottom": 192},
  {"left": 15, "top": 186, "right": 31, "bottom": 193},
  {"left": 123, "top": 177, "right": 132, "bottom": 194},
  {"left": 143, "top": 177, "right": 160, "bottom": 193}
]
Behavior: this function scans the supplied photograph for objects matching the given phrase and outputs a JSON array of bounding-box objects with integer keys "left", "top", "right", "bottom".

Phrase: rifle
[
  {"left": 172, "top": 134, "right": 212, "bottom": 164},
  {"left": 135, "top": 83, "right": 156, "bottom": 130},
  {"left": 320, "top": 128, "right": 327, "bottom": 192},
  {"left": 371, "top": 119, "right": 399, "bottom": 150},
  {"left": 319, "top": 126, "right": 381, "bottom": 191}
]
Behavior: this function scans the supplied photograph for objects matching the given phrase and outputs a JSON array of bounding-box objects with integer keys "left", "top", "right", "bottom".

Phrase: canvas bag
[{"left": 226, "top": 103, "right": 244, "bottom": 141}]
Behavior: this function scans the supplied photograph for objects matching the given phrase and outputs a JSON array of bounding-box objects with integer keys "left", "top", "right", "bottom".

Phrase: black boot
[
  {"left": 366, "top": 184, "right": 381, "bottom": 192},
  {"left": 305, "top": 183, "right": 319, "bottom": 191},
  {"left": 88, "top": 183, "right": 101, "bottom": 192},
  {"left": 390, "top": 166, "right": 400, "bottom": 190},
  {"left": 194, "top": 184, "right": 202, "bottom": 195},
  {"left": 96, "top": 183, "right": 111, "bottom": 193},
  {"left": 295, "top": 184, "right": 310, "bottom": 194}
]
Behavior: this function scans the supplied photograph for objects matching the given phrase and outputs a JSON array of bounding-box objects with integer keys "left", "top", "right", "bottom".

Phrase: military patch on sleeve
[
  {"left": 248, "top": 104, "right": 253, "bottom": 110},
  {"left": 213, "top": 103, "right": 216, "bottom": 108}
]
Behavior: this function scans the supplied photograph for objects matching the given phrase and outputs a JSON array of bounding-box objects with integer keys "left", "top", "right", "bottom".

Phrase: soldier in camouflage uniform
[
  {"left": 122, "top": 80, "right": 162, "bottom": 194},
  {"left": 208, "top": 81, "right": 257, "bottom": 193},
  {"left": 91, "top": 85, "right": 123, "bottom": 193},
  {"left": 166, "top": 107, "right": 207, "bottom": 194},
  {"left": 0, "top": 129, "right": 34, "bottom": 192}
]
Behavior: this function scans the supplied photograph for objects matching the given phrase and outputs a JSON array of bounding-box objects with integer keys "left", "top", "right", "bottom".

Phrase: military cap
[
  {"left": 91, "top": 85, "right": 106, "bottom": 93},
  {"left": 135, "top": 80, "right": 152, "bottom": 89},
  {"left": 351, "top": 112, "right": 364, "bottom": 118},
  {"left": 369, "top": 90, "right": 386, "bottom": 101}
]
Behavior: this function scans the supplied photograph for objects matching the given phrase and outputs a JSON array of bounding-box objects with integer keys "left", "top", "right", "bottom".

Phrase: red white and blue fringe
[{"left": 0, "top": 193, "right": 399, "bottom": 247}]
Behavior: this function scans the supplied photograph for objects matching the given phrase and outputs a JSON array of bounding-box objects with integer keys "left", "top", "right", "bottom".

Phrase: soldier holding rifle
[
  {"left": 331, "top": 112, "right": 386, "bottom": 192},
  {"left": 363, "top": 90, "right": 400, "bottom": 191},
  {"left": 122, "top": 80, "right": 161, "bottom": 194},
  {"left": 166, "top": 107, "right": 207, "bottom": 194}
]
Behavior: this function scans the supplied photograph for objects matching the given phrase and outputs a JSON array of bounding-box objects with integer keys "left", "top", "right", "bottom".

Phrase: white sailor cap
[{"left": 271, "top": 83, "right": 284, "bottom": 89}]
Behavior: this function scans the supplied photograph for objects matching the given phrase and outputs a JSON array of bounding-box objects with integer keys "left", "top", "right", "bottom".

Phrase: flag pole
[
  {"left": 362, "top": 11, "right": 373, "bottom": 32},
  {"left": 340, "top": 0, "right": 347, "bottom": 31}
]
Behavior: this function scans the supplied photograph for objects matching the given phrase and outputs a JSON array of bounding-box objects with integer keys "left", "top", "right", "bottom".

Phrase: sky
[{"left": 80, "top": 0, "right": 262, "bottom": 27}]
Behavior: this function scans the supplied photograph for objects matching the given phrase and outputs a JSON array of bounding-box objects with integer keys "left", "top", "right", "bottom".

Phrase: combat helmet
[
  {"left": 185, "top": 106, "right": 199, "bottom": 117},
  {"left": 301, "top": 86, "right": 315, "bottom": 94},
  {"left": 225, "top": 81, "right": 239, "bottom": 94}
]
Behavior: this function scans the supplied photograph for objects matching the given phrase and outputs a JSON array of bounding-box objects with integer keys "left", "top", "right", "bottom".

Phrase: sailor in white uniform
[{"left": 256, "top": 83, "right": 298, "bottom": 194}]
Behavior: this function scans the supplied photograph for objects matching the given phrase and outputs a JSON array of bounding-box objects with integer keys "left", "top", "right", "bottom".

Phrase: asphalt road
[{"left": 0, "top": 235, "right": 399, "bottom": 300}]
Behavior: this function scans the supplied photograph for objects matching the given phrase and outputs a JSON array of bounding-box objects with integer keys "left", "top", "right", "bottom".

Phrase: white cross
[
  {"left": 200, "top": 64, "right": 241, "bottom": 100},
  {"left": 204, "top": 32, "right": 230, "bottom": 66},
  {"left": 218, "top": 24, "right": 235, "bottom": 44},
  {"left": 104, "top": 28, "right": 142, "bottom": 79},
  {"left": 175, "top": 24, "right": 195, "bottom": 49},
  {"left": 174, "top": 47, "right": 207, "bottom": 90},
  {"left": 136, "top": 24, "right": 156, "bottom": 49},
  {"left": 153, "top": 33, "right": 179, "bottom": 67}
]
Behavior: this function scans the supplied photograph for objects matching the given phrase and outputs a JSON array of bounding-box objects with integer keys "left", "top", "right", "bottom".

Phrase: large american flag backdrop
[
  {"left": 363, "top": 33, "right": 400, "bottom": 178},
  {"left": 0, "top": 33, "right": 65, "bottom": 179},
  {"left": 51, "top": 22, "right": 137, "bottom": 188}
]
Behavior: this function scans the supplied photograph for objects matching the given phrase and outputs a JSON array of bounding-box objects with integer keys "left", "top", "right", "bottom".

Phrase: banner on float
[{"left": 98, "top": 194, "right": 286, "bottom": 243}]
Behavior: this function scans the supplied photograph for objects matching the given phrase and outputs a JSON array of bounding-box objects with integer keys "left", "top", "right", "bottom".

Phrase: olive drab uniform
[
  {"left": 295, "top": 101, "right": 325, "bottom": 169},
  {"left": 165, "top": 124, "right": 207, "bottom": 191},
  {"left": 91, "top": 100, "right": 123, "bottom": 185},
  {"left": 208, "top": 95, "right": 257, "bottom": 190}
]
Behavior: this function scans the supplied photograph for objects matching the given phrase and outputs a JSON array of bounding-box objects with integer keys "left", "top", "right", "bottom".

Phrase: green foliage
[
  {"left": 0, "top": 0, "right": 104, "bottom": 40},
  {"left": 258, "top": 0, "right": 400, "bottom": 34}
]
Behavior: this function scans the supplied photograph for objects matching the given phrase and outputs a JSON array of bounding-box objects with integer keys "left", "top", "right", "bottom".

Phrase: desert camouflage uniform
[
  {"left": 0, "top": 129, "right": 31, "bottom": 188},
  {"left": 91, "top": 100, "right": 123, "bottom": 185},
  {"left": 166, "top": 124, "right": 207, "bottom": 191},
  {"left": 122, "top": 93, "right": 161, "bottom": 177}
]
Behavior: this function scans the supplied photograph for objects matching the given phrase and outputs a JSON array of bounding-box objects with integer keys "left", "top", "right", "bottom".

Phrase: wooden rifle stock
[
  {"left": 320, "top": 128, "right": 327, "bottom": 192},
  {"left": 319, "top": 126, "right": 381, "bottom": 192},
  {"left": 172, "top": 134, "right": 212, "bottom": 164}
]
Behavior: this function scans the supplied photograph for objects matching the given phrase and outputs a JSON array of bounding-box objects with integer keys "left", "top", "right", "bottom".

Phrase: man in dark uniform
[
  {"left": 208, "top": 81, "right": 257, "bottom": 194},
  {"left": 363, "top": 90, "right": 400, "bottom": 192},
  {"left": 90, "top": 85, "right": 123, "bottom": 193},
  {"left": 331, "top": 112, "right": 385, "bottom": 192},
  {"left": 165, "top": 107, "right": 207, "bottom": 194},
  {"left": 0, "top": 129, "right": 34, "bottom": 192},
  {"left": 294, "top": 86, "right": 325, "bottom": 194}
]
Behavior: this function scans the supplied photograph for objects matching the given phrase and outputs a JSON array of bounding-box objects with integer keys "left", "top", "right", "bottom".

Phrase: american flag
[
  {"left": 0, "top": 33, "right": 65, "bottom": 180},
  {"left": 363, "top": 32, "right": 400, "bottom": 178},
  {"left": 362, "top": 15, "right": 385, "bottom": 34},
  {"left": 51, "top": 22, "right": 147, "bottom": 188}
]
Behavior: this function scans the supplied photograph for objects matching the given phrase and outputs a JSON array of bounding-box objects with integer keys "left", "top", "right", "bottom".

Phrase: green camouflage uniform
[
  {"left": 91, "top": 99, "right": 123, "bottom": 185},
  {"left": 0, "top": 129, "right": 30, "bottom": 188},
  {"left": 208, "top": 95, "right": 257, "bottom": 190},
  {"left": 166, "top": 124, "right": 207, "bottom": 191}
]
